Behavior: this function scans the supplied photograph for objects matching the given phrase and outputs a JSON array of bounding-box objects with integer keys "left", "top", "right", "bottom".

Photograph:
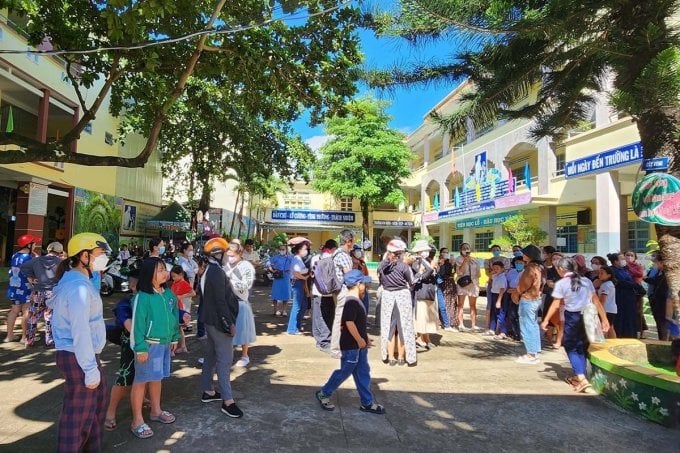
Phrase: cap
[
  {"left": 344, "top": 269, "right": 372, "bottom": 288},
  {"left": 521, "top": 244, "right": 542, "bottom": 262},
  {"left": 386, "top": 239, "right": 407, "bottom": 252},
  {"left": 411, "top": 239, "right": 430, "bottom": 253},
  {"left": 46, "top": 241, "right": 64, "bottom": 254}
]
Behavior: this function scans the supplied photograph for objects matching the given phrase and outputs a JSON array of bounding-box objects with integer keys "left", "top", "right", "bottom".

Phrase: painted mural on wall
[
  {"left": 120, "top": 200, "right": 161, "bottom": 236},
  {"left": 74, "top": 188, "right": 122, "bottom": 251}
]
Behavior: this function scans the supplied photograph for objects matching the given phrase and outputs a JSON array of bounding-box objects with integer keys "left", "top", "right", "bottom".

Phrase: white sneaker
[
  {"left": 275, "top": 311, "right": 282, "bottom": 317},
  {"left": 283, "top": 311, "right": 288, "bottom": 317},
  {"left": 443, "top": 327, "right": 457, "bottom": 332},
  {"left": 235, "top": 357, "right": 250, "bottom": 367}
]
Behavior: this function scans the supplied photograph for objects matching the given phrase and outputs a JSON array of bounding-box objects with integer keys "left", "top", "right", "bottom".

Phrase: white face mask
[
  {"left": 300, "top": 249, "right": 309, "bottom": 258},
  {"left": 91, "top": 254, "right": 109, "bottom": 272},
  {"left": 441, "top": 253, "right": 449, "bottom": 259},
  {"left": 420, "top": 251, "right": 430, "bottom": 259},
  {"left": 591, "top": 264, "right": 601, "bottom": 271},
  {"left": 279, "top": 250, "right": 286, "bottom": 256},
  {"left": 227, "top": 256, "right": 238, "bottom": 264},
  {"left": 353, "top": 250, "right": 363, "bottom": 258},
  {"left": 186, "top": 251, "right": 194, "bottom": 259}
]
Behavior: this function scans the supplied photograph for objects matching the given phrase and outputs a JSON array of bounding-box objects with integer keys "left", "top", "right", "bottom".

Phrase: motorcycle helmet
[
  {"left": 17, "top": 234, "right": 40, "bottom": 248},
  {"left": 67, "top": 233, "right": 111, "bottom": 257}
]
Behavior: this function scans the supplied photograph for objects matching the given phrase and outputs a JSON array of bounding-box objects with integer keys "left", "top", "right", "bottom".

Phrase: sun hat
[
  {"left": 386, "top": 239, "right": 407, "bottom": 252},
  {"left": 411, "top": 240, "right": 431, "bottom": 253}
]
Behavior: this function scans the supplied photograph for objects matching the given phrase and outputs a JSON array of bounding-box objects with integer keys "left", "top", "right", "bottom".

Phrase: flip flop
[
  {"left": 130, "top": 423, "right": 153, "bottom": 439},
  {"left": 104, "top": 418, "right": 117, "bottom": 431},
  {"left": 573, "top": 380, "right": 592, "bottom": 393},
  {"left": 149, "top": 410, "right": 176, "bottom": 424}
]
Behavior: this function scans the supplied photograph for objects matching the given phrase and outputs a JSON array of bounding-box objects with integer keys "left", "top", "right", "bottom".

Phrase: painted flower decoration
[
  {"left": 618, "top": 378, "right": 627, "bottom": 389},
  {"left": 631, "top": 393, "right": 639, "bottom": 401},
  {"left": 659, "top": 408, "right": 669, "bottom": 416},
  {"left": 638, "top": 402, "right": 647, "bottom": 410},
  {"left": 651, "top": 396, "right": 660, "bottom": 405}
]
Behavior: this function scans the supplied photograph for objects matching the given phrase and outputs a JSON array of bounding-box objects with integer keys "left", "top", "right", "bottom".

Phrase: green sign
[
  {"left": 632, "top": 173, "right": 680, "bottom": 226},
  {"left": 454, "top": 211, "right": 518, "bottom": 229}
]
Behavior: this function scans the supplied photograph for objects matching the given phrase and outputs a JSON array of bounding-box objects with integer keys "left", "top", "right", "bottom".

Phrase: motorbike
[{"left": 100, "top": 256, "right": 133, "bottom": 297}]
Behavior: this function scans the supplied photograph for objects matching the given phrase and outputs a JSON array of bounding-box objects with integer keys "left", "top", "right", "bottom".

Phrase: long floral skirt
[{"left": 380, "top": 288, "right": 416, "bottom": 365}]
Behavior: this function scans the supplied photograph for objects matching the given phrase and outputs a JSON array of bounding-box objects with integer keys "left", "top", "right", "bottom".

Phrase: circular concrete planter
[{"left": 588, "top": 339, "right": 679, "bottom": 429}]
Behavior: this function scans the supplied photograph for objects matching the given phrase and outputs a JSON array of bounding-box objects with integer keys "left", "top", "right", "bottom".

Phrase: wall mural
[{"left": 73, "top": 188, "right": 122, "bottom": 252}]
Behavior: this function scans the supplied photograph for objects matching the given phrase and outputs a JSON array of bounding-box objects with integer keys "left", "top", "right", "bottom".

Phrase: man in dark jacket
[
  {"left": 198, "top": 237, "right": 243, "bottom": 418},
  {"left": 21, "top": 241, "right": 64, "bottom": 347}
]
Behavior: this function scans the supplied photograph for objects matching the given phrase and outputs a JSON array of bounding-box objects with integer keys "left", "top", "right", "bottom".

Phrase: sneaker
[
  {"left": 196, "top": 335, "right": 208, "bottom": 341},
  {"left": 315, "top": 390, "right": 335, "bottom": 411},
  {"left": 426, "top": 342, "right": 436, "bottom": 349},
  {"left": 482, "top": 330, "right": 495, "bottom": 336},
  {"left": 458, "top": 326, "right": 470, "bottom": 332},
  {"left": 443, "top": 327, "right": 457, "bottom": 332},
  {"left": 235, "top": 357, "right": 250, "bottom": 367},
  {"left": 275, "top": 311, "right": 282, "bottom": 317},
  {"left": 201, "top": 391, "right": 222, "bottom": 403},
  {"left": 472, "top": 326, "right": 484, "bottom": 332},
  {"left": 221, "top": 402, "right": 244, "bottom": 418},
  {"left": 515, "top": 355, "right": 541, "bottom": 364}
]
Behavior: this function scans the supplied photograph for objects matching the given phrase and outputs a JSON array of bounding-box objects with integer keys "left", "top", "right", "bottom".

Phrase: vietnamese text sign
[
  {"left": 642, "top": 157, "right": 669, "bottom": 172},
  {"left": 373, "top": 220, "right": 415, "bottom": 227},
  {"left": 565, "top": 142, "right": 643, "bottom": 178},
  {"left": 454, "top": 211, "right": 518, "bottom": 229},
  {"left": 271, "top": 209, "right": 356, "bottom": 223},
  {"left": 632, "top": 173, "right": 680, "bottom": 226},
  {"left": 27, "top": 183, "right": 48, "bottom": 216}
]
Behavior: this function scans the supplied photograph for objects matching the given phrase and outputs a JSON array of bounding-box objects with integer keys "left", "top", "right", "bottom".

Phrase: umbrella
[
  {"left": 287, "top": 236, "right": 311, "bottom": 246},
  {"left": 524, "top": 162, "right": 532, "bottom": 190},
  {"left": 146, "top": 201, "right": 191, "bottom": 232}
]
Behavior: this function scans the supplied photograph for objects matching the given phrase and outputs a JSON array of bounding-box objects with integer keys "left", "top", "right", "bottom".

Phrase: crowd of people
[{"left": 3, "top": 229, "right": 680, "bottom": 451}]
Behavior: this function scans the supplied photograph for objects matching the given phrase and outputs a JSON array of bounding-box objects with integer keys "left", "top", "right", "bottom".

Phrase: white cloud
[{"left": 305, "top": 135, "right": 333, "bottom": 152}]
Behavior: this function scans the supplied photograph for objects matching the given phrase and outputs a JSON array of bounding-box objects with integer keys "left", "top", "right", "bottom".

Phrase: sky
[{"left": 296, "top": 25, "right": 459, "bottom": 151}]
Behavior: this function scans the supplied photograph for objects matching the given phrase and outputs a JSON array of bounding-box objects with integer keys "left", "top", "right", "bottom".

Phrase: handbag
[
  {"left": 272, "top": 269, "right": 283, "bottom": 279},
  {"left": 457, "top": 275, "right": 473, "bottom": 288},
  {"left": 582, "top": 302, "right": 605, "bottom": 343}
]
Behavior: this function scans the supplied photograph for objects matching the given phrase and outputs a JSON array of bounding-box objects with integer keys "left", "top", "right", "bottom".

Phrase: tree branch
[{"left": 64, "top": 59, "right": 88, "bottom": 112}]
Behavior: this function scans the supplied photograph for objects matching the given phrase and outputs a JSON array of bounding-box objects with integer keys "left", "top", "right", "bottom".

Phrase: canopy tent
[{"left": 146, "top": 201, "right": 191, "bottom": 232}]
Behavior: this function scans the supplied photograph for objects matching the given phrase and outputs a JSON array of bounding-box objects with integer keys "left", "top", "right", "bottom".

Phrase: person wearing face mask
[
  {"left": 484, "top": 245, "right": 510, "bottom": 334},
  {"left": 512, "top": 245, "right": 523, "bottom": 258},
  {"left": 542, "top": 249, "right": 564, "bottom": 349},
  {"left": 504, "top": 257, "right": 524, "bottom": 340},
  {"left": 512, "top": 244, "right": 546, "bottom": 364},
  {"left": 454, "top": 243, "right": 482, "bottom": 331},
  {"left": 5, "top": 234, "right": 39, "bottom": 343},
  {"left": 588, "top": 256, "right": 607, "bottom": 286},
  {"left": 269, "top": 244, "right": 292, "bottom": 317},
  {"left": 287, "top": 242, "right": 310, "bottom": 335},
  {"left": 146, "top": 237, "right": 165, "bottom": 259},
  {"left": 177, "top": 241, "right": 199, "bottom": 333},
  {"left": 223, "top": 239, "right": 257, "bottom": 367},
  {"left": 435, "top": 247, "right": 458, "bottom": 332},
  {"left": 49, "top": 233, "right": 111, "bottom": 451},
  {"left": 623, "top": 250, "right": 648, "bottom": 338},
  {"left": 606, "top": 252, "right": 644, "bottom": 338},
  {"left": 411, "top": 241, "right": 438, "bottom": 349},
  {"left": 351, "top": 244, "right": 370, "bottom": 312}
]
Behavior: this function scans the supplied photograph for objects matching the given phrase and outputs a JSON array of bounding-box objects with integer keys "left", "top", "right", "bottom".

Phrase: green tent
[{"left": 146, "top": 201, "right": 191, "bottom": 232}]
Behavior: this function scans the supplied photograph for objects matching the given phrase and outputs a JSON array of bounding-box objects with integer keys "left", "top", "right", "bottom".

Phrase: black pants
[{"left": 320, "top": 296, "right": 335, "bottom": 331}]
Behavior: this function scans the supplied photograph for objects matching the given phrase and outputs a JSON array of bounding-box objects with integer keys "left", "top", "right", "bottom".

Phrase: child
[
  {"left": 130, "top": 257, "right": 180, "bottom": 439},
  {"left": 315, "top": 270, "right": 385, "bottom": 415},
  {"left": 486, "top": 261, "right": 507, "bottom": 337},
  {"left": 598, "top": 266, "right": 617, "bottom": 339},
  {"left": 170, "top": 265, "right": 195, "bottom": 353}
]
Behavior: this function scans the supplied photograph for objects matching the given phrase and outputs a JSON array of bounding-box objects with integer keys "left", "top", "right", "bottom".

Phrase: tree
[
  {"left": 312, "top": 97, "right": 412, "bottom": 239},
  {"left": 0, "top": 0, "right": 362, "bottom": 167},
  {"left": 494, "top": 214, "right": 547, "bottom": 251},
  {"left": 369, "top": 0, "right": 680, "bottom": 323}
]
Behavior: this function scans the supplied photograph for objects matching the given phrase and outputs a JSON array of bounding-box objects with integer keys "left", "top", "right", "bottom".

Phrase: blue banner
[
  {"left": 271, "top": 209, "right": 356, "bottom": 223},
  {"left": 565, "top": 142, "right": 643, "bottom": 178},
  {"left": 642, "top": 157, "right": 669, "bottom": 172}
]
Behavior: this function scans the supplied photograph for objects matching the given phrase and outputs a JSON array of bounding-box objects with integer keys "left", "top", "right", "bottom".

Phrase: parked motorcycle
[{"left": 100, "top": 256, "right": 133, "bottom": 297}]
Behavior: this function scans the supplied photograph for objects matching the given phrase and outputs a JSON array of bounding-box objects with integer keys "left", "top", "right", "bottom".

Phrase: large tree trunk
[
  {"left": 198, "top": 182, "right": 211, "bottom": 213},
  {"left": 236, "top": 192, "right": 246, "bottom": 238},
  {"left": 360, "top": 198, "right": 370, "bottom": 242},
  {"left": 636, "top": 106, "right": 680, "bottom": 326}
]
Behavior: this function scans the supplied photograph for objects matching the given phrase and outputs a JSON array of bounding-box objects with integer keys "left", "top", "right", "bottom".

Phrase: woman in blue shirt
[
  {"left": 5, "top": 234, "right": 38, "bottom": 343},
  {"left": 269, "top": 244, "right": 292, "bottom": 316}
]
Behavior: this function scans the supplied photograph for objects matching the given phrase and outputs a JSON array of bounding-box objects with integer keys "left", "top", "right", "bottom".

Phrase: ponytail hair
[
  {"left": 600, "top": 265, "right": 617, "bottom": 285},
  {"left": 55, "top": 257, "right": 75, "bottom": 280},
  {"left": 557, "top": 257, "right": 582, "bottom": 292}
]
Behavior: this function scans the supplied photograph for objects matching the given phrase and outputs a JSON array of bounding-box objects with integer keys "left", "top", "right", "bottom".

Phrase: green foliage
[
  {"left": 493, "top": 214, "right": 547, "bottom": 250},
  {"left": 268, "top": 232, "right": 289, "bottom": 248},
  {"left": 74, "top": 191, "right": 122, "bottom": 251},
  {"left": 368, "top": 0, "right": 680, "bottom": 159},
  {"left": 312, "top": 97, "right": 412, "bottom": 234},
  {"left": 0, "top": 1, "right": 364, "bottom": 167}
]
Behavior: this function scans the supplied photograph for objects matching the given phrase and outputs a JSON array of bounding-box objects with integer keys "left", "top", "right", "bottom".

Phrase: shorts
[
  {"left": 115, "top": 331, "right": 135, "bottom": 386},
  {"left": 9, "top": 299, "right": 29, "bottom": 306},
  {"left": 133, "top": 343, "right": 171, "bottom": 383}
]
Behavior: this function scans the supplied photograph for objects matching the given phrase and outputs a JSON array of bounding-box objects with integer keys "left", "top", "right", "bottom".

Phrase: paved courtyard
[{"left": 0, "top": 285, "right": 677, "bottom": 452}]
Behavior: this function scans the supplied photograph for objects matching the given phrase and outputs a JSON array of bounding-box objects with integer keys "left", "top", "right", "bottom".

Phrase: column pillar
[
  {"left": 619, "top": 194, "right": 629, "bottom": 251},
  {"left": 439, "top": 222, "right": 451, "bottom": 250},
  {"left": 36, "top": 88, "right": 50, "bottom": 143},
  {"left": 539, "top": 206, "right": 557, "bottom": 246},
  {"left": 442, "top": 131, "right": 450, "bottom": 156},
  {"left": 14, "top": 182, "right": 45, "bottom": 252},
  {"left": 595, "top": 171, "right": 621, "bottom": 255},
  {"left": 537, "top": 138, "right": 555, "bottom": 195},
  {"left": 423, "top": 139, "right": 430, "bottom": 167}
]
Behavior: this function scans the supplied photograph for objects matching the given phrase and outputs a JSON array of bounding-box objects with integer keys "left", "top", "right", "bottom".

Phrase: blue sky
[{"left": 296, "top": 26, "right": 459, "bottom": 149}]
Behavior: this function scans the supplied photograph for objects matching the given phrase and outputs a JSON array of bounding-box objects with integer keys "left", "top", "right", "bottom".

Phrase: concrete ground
[{"left": 0, "top": 284, "right": 678, "bottom": 452}]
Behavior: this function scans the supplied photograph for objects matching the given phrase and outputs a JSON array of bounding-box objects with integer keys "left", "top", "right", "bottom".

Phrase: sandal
[
  {"left": 564, "top": 376, "right": 580, "bottom": 388},
  {"left": 104, "top": 418, "right": 117, "bottom": 431},
  {"left": 315, "top": 390, "right": 335, "bottom": 411},
  {"left": 130, "top": 423, "right": 154, "bottom": 439},
  {"left": 360, "top": 403, "right": 386, "bottom": 414},
  {"left": 573, "top": 379, "right": 592, "bottom": 393},
  {"left": 149, "top": 410, "right": 176, "bottom": 424}
]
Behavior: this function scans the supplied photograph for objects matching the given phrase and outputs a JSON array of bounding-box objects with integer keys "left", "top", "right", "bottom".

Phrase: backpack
[{"left": 313, "top": 250, "right": 345, "bottom": 295}]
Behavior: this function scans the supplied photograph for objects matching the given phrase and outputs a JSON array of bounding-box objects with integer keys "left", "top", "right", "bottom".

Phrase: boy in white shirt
[{"left": 487, "top": 261, "right": 508, "bottom": 337}]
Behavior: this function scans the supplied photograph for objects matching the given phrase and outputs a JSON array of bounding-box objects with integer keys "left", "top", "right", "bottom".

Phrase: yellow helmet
[
  {"left": 204, "top": 237, "right": 228, "bottom": 256},
  {"left": 67, "top": 233, "right": 111, "bottom": 257}
]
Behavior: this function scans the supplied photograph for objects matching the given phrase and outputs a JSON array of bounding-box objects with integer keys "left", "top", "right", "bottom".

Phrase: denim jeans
[
  {"left": 436, "top": 287, "right": 450, "bottom": 328},
  {"left": 519, "top": 298, "right": 541, "bottom": 355},
  {"left": 287, "top": 280, "right": 306, "bottom": 334},
  {"left": 312, "top": 296, "right": 332, "bottom": 348},
  {"left": 489, "top": 292, "right": 504, "bottom": 333},
  {"left": 321, "top": 348, "right": 373, "bottom": 406}
]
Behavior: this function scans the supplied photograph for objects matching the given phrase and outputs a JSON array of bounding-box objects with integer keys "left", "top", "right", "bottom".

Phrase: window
[
  {"left": 282, "top": 192, "right": 311, "bottom": 209},
  {"left": 556, "top": 226, "right": 578, "bottom": 254},
  {"left": 474, "top": 232, "right": 494, "bottom": 252},
  {"left": 451, "top": 234, "right": 463, "bottom": 252},
  {"left": 339, "top": 197, "right": 352, "bottom": 211},
  {"left": 555, "top": 153, "right": 566, "bottom": 176},
  {"left": 628, "top": 220, "right": 650, "bottom": 253}
]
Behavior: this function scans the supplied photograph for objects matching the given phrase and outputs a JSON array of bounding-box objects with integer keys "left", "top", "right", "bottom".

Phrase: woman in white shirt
[
  {"left": 223, "top": 240, "right": 256, "bottom": 367},
  {"left": 542, "top": 258, "right": 609, "bottom": 393}
]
